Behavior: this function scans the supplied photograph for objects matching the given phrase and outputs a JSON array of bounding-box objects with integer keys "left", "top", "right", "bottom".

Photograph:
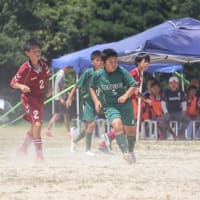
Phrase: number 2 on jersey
[{"left": 39, "top": 80, "right": 44, "bottom": 89}]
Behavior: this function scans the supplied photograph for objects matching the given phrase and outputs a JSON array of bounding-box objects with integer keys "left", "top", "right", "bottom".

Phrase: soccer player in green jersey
[
  {"left": 66, "top": 50, "right": 103, "bottom": 156},
  {"left": 90, "top": 49, "right": 137, "bottom": 164}
]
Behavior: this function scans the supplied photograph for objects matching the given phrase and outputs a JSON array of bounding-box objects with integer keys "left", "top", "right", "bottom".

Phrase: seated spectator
[
  {"left": 143, "top": 76, "right": 157, "bottom": 99},
  {"left": 150, "top": 82, "right": 163, "bottom": 120},
  {"left": 189, "top": 77, "right": 200, "bottom": 99},
  {"left": 186, "top": 86, "right": 200, "bottom": 139},
  {"left": 160, "top": 76, "right": 190, "bottom": 140},
  {"left": 186, "top": 86, "right": 199, "bottom": 119}
]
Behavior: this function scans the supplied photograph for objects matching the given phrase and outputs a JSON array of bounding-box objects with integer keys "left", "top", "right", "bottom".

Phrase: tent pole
[
  {"left": 76, "top": 73, "right": 80, "bottom": 134},
  {"left": 181, "top": 72, "right": 185, "bottom": 92},
  {"left": 52, "top": 69, "right": 55, "bottom": 134},
  {"left": 136, "top": 71, "right": 144, "bottom": 141}
]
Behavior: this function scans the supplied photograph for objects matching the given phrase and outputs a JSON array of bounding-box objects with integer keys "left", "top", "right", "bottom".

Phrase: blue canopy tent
[
  {"left": 51, "top": 17, "right": 200, "bottom": 138},
  {"left": 118, "top": 17, "right": 200, "bottom": 64},
  {"left": 52, "top": 17, "right": 200, "bottom": 72}
]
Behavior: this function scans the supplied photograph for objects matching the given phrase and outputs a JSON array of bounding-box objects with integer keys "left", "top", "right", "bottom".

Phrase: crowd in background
[{"left": 138, "top": 76, "right": 200, "bottom": 140}]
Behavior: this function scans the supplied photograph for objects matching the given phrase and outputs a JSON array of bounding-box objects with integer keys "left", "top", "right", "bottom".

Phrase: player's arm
[
  {"left": 10, "top": 79, "right": 30, "bottom": 93},
  {"left": 90, "top": 87, "right": 102, "bottom": 112},
  {"left": 10, "top": 65, "right": 32, "bottom": 93},
  {"left": 66, "top": 85, "right": 77, "bottom": 108},
  {"left": 11, "top": 82, "right": 31, "bottom": 93},
  {"left": 118, "top": 86, "right": 136, "bottom": 103}
]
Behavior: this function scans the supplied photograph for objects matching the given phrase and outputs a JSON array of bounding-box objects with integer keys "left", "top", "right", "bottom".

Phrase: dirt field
[{"left": 0, "top": 124, "right": 200, "bottom": 200}]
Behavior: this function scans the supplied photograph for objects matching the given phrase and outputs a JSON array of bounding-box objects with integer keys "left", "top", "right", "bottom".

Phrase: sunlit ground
[{"left": 0, "top": 123, "right": 200, "bottom": 200}]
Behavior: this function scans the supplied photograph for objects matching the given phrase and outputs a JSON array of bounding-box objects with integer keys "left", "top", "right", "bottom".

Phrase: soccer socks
[
  {"left": 33, "top": 137, "right": 43, "bottom": 159},
  {"left": 99, "top": 130, "right": 116, "bottom": 148},
  {"left": 73, "top": 131, "right": 85, "bottom": 144},
  {"left": 116, "top": 134, "right": 128, "bottom": 154},
  {"left": 127, "top": 135, "right": 136, "bottom": 153},
  {"left": 85, "top": 132, "right": 92, "bottom": 151},
  {"left": 20, "top": 131, "right": 33, "bottom": 153}
]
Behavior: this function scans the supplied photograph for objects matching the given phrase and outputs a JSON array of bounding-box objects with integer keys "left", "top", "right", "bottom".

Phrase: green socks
[
  {"left": 73, "top": 131, "right": 93, "bottom": 151},
  {"left": 127, "top": 135, "right": 136, "bottom": 152},
  {"left": 116, "top": 134, "right": 128, "bottom": 154},
  {"left": 86, "top": 132, "right": 92, "bottom": 151},
  {"left": 73, "top": 131, "right": 85, "bottom": 143}
]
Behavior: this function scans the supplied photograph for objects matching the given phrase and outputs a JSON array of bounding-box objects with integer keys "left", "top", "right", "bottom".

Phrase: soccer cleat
[
  {"left": 43, "top": 129, "right": 52, "bottom": 137},
  {"left": 70, "top": 139, "right": 76, "bottom": 153},
  {"left": 123, "top": 153, "right": 134, "bottom": 164},
  {"left": 85, "top": 150, "right": 95, "bottom": 156}
]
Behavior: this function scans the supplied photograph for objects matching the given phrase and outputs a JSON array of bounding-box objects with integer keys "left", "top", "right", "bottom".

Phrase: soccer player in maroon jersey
[{"left": 10, "top": 38, "right": 51, "bottom": 161}]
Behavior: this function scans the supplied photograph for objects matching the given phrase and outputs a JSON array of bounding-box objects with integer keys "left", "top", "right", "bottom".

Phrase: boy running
[
  {"left": 10, "top": 38, "right": 51, "bottom": 161},
  {"left": 90, "top": 49, "right": 137, "bottom": 164},
  {"left": 97, "top": 53, "right": 150, "bottom": 159},
  {"left": 44, "top": 66, "right": 73, "bottom": 137},
  {"left": 66, "top": 50, "right": 103, "bottom": 155}
]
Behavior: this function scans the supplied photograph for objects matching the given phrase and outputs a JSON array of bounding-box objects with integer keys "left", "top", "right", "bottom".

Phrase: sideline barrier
[
  {"left": 0, "top": 101, "right": 21, "bottom": 122},
  {"left": 0, "top": 83, "right": 75, "bottom": 128}
]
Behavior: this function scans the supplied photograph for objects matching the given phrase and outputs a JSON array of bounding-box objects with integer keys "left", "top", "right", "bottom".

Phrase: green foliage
[{"left": 0, "top": 0, "right": 200, "bottom": 94}]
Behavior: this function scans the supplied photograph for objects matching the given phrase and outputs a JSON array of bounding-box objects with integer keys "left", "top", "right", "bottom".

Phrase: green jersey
[
  {"left": 91, "top": 66, "right": 137, "bottom": 104},
  {"left": 77, "top": 67, "right": 95, "bottom": 100}
]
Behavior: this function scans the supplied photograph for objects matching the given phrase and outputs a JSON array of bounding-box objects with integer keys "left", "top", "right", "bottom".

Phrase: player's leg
[
  {"left": 32, "top": 122, "right": 43, "bottom": 161},
  {"left": 104, "top": 106, "right": 130, "bottom": 156},
  {"left": 44, "top": 100, "right": 61, "bottom": 137},
  {"left": 111, "top": 118, "right": 128, "bottom": 152},
  {"left": 85, "top": 121, "right": 95, "bottom": 150},
  {"left": 44, "top": 113, "right": 60, "bottom": 136},
  {"left": 70, "top": 100, "right": 95, "bottom": 153},
  {"left": 63, "top": 111, "right": 71, "bottom": 137},
  {"left": 18, "top": 128, "right": 33, "bottom": 154},
  {"left": 121, "top": 100, "right": 136, "bottom": 163},
  {"left": 124, "top": 125, "right": 136, "bottom": 163}
]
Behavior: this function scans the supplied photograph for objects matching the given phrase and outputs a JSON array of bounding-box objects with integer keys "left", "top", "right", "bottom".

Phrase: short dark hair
[
  {"left": 101, "top": 49, "right": 117, "bottom": 62},
  {"left": 135, "top": 53, "right": 150, "bottom": 65},
  {"left": 91, "top": 50, "right": 102, "bottom": 60},
  {"left": 23, "top": 38, "right": 42, "bottom": 52}
]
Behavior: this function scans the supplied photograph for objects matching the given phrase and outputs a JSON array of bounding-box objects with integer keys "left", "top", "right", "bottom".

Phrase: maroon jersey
[
  {"left": 129, "top": 67, "right": 141, "bottom": 99},
  {"left": 10, "top": 59, "right": 50, "bottom": 96},
  {"left": 10, "top": 59, "right": 51, "bottom": 123}
]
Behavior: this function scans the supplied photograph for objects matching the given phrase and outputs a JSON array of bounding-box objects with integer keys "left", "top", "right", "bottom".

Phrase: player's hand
[
  {"left": 66, "top": 98, "right": 72, "bottom": 108},
  {"left": 118, "top": 95, "right": 127, "bottom": 103},
  {"left": 95, "top": 100, "right": 102, "bottom": 112},
  {"left": 20, "top": 85, "right": 31, "bottom": 93}
]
